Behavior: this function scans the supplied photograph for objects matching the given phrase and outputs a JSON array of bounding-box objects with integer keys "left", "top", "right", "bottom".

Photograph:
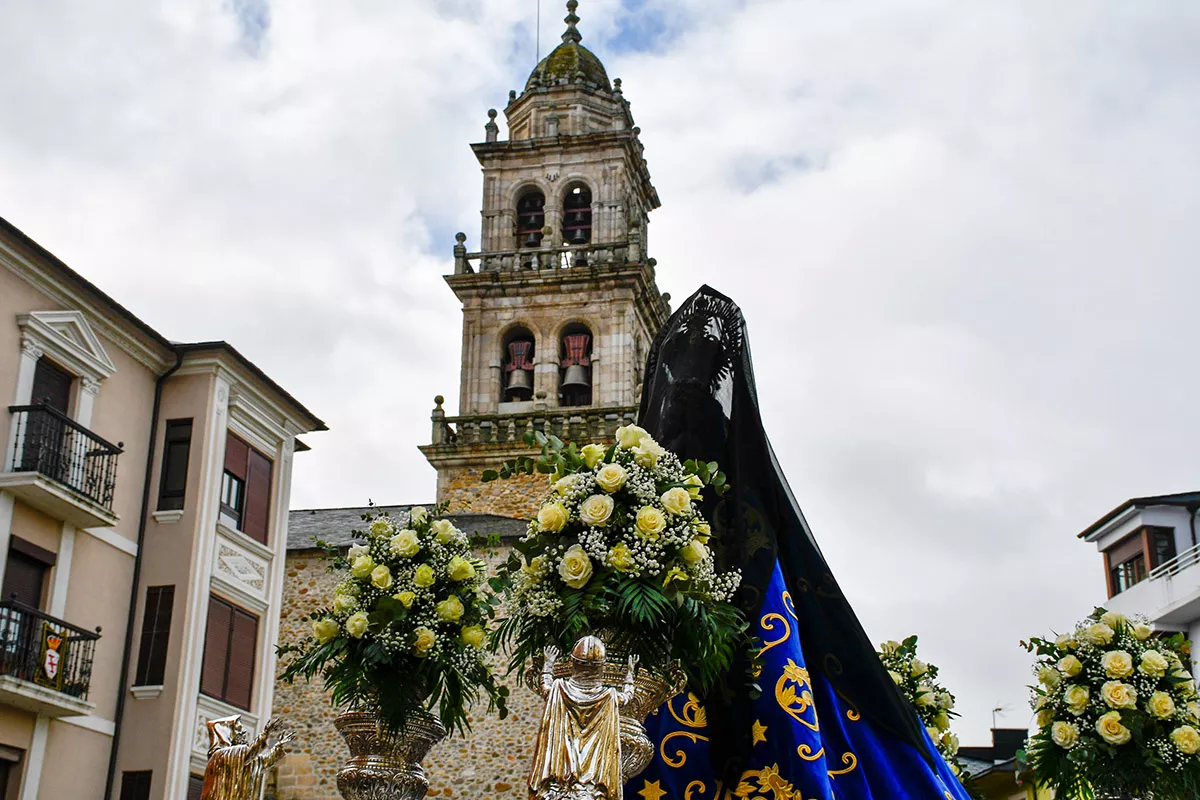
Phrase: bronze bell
[
  {"left": 561, "top": 364, "right": 590, "bottom": 389},
  {"left": 570, "top": 227, "right": 588, "bottom": 244},
  {"left": 506, "top": 368, "right": 533, "bottom": 399}
]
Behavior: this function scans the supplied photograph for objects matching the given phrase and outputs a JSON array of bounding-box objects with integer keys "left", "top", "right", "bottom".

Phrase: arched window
[
  {"left": 562, "top": 184, "right": 592, "bottom": 245},
  {"left": 516, "top": 190, "right": 545, "bottom": 249},
  {"left": 502, "top": 327, "right": 535, "bottom": 402},
  {"left": 559, "top": 323, "right": 592, "bottom": 407}
]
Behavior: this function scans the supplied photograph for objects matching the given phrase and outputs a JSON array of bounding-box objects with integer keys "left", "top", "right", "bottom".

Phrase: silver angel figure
[
  {"left": 201, "top": 715, "right": 294, "bottom": 800},
  {"left": 528, "top": 636, "right": 637, "bottom": 800}
]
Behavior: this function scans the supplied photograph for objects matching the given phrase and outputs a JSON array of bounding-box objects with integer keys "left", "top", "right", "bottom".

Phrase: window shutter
[
  {"left": 135, "top": 586, "right": 174, "bottom": 686},
  {"left": 1106, "top": 533, "right": 1145, "bottom": 566},
  {"left": 187, "top": 774, "right": 205, "bottom": 800},
  {"left": 223, "top": 434, "right": 249, "bottom": 480},
  {"left": 226, "top": 609, "right": 258, "bottom": 710},
  {"left": 199, "top": 597, "right": 231, "bottom": 698},
  {"left": 31, "top": 358, "right": 72, "bottom": 415},
  {"left": 242, "top": 449, "right": 273, "bottom": 544},
  {"left": 2, "top": 553, "right": 48, "bottom": 609}
]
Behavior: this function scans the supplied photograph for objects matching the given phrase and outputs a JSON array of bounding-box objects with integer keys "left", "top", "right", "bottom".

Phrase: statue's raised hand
[
  {"left": 544, "top": 645, "right": 560, "bottom": 665},
  {"left": 627, "top": 654, "right": 639, "bottom": 674}
]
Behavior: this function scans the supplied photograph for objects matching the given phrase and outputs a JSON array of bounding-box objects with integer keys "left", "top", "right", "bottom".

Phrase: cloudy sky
[{"left": 4, "top": 0, "right": 1200, "bottom": 746}]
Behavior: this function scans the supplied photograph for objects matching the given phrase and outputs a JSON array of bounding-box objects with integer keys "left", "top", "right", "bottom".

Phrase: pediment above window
[{"left": 17, "top": 310, "right": 117, "bottom": 382}]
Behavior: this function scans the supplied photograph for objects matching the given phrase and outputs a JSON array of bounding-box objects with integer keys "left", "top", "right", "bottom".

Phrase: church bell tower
[{"left": 420, "top": 1, "right": 670, "bottom": 517}]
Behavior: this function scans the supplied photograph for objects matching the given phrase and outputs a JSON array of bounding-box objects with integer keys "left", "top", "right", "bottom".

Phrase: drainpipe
[
  {"left": 1190, "top": 505, "right": 1198, "bottom": 550},
  {"left": 103, "top": 349, "right": 184, "bottom": 800}
]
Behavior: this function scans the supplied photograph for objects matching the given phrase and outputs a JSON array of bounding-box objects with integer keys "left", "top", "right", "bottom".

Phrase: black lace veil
[{"left": 638, "top": 285, "right": 930, "bottom": 775}]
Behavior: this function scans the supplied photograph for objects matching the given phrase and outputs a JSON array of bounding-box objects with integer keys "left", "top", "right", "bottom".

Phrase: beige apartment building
[{"left": 0, "top": 216, "right": 324, "bottom": 800}]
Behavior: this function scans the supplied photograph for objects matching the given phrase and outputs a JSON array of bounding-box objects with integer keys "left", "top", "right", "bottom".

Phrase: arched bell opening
[
  {"left": 502, "top": 327, "right": 535, "bottom": 402},
  {"left": 558, "top": 323, "right": 593, "bottom": 408},
  {"left": 562, "top": 184, "right": 592, "bottom": 246},
  {"left": 516, "top": 190, "right": 546, "bottom": 249}
]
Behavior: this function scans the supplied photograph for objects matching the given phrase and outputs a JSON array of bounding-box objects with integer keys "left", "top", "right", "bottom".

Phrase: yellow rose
[
  {"left": 581, "top": 443, "right": 607, "bottom": 468},
  {"left": 1174, "top": 669, "right": 1198, "bottom": 698},
  {"left": 1064, "top": 685, "right": 1090, "bottom": 716},
  {"left": 1133, "top": 623, "right": 1153, "bottom": 641},
  {"left": 926, "top": 725, "right": 940, "bottom": 742},
  {"left": 608, "top": 543, "right": 635, "bottom": 573},
  {"left": 1148, "top": 690, "right": 1177, "bottom": 720},
  {"left": 940, "top": 732, "right": 959, "bottom": 754},
  {"left": 1102, "top": 650, "right": 1134, "bottom": 679},
  {"left": 350, "top": 554, "right": 375, "bottom": 579},
  {"left": 684, "top": 474, "right": 704, "bottom": 500},
  {"left": 461, "top": 625, "right": 486, "bottom": 648},
  {"left": 1101, "top": 681, "right": 1137, "bottom": 710},
  {"left": 435, "top": 595, "right": 465, "bottom": 623},
  {"left": 1058, "top": 655, "right": 1083, "bottom": 677},
  {"left": 888, "top": 670, "right": 903, "bottom": 685},
  {"left": 1096, "top": 711, "right": 1131, "bottom": 745},
  {"left": 344, "top": 611, "right": 369, "bottom": 639},
  {"left": 537, "top": 503, "right": 569, "bottom": 533},
  {"left": 347, "top": 544, "right": 369, "bottom": 561},
  {"left": 409, "top": 506, "right": 429, "bottom": 526},
  {"left": 432, "top": 519, "right": 460, "bottom": 544},
  {"left": 1140, "top": 649, "right": 1169, "bottom": 678},
  {"left": 679, "top": 539, "right": 708, "bottom": 566},
  {"left": 313, "top": 618, "right": 339, "bottom": 644},
  {"left": 1100, "top": 610, "right": 1127, "bottom": 630},
  {"left": 1188, "top": 701, "right": 1200, "bottom": 722},
  {"left": 552, "top": 476, "right": 577, "bottom": 495},
  {"left": 632, "top": 438, "right": 664, "bottom": 468},
  {"left": 661, "top": 487, "right": 693, "bottom": 516},
  {"left": 1173, "top": 725, "right": 1200, "bottom": 755},
  {"left": 636, "top": 507, "right": 667, "bottom": 539},
  {"left": 916, "top": 686, "right": 938, "bottom": 708},
  {"left": 694, "top": 521, "right": 712, "bottom": 543},
  {"left": 933, "top": 709, "right": 951, "bottom": 732},
  {"left": 370, "top": 565, "right": 393, "bottom": 591},
  {"left": 595, "top": 463, "right": 628, "bottom": 493},
  {"left": 662, "top": 566, "right": 689, "bottom": 587},
  {"left": 1038, "top": 666, "right": 1062, "bottom": 689},
  {"left": 615, "top": 424, "right": 649, "bottom": 449},
  {"left": 1037, "top": 709, "right": 1054, "bottom": 728},
  {"left": 393, "top": 591, "right": 415, "bottom": 608},
  {"left": 413, "top": 626, "right": 436, "bottom": 656},
  {"left": 413, "top": 564, "right": 436, "bottom": 588},
  {"left": 911, "top": 659, "right": 930, "bottom": 678},
  {"left": 937, "top": 691, "right": 954, "bottom": 710},
  {"left": 558, "top": 544, "right": 593, "bottom": 589},
  {"left": 579, "top": 494, "right": 615, "bottom": 527},
  {"left": 447, "top": 555, "right": 476, "bottom": 582},
  {"left": 333, "top": 593, "right": 357, "bottom": 614},
  {"left": 1083, "top": 622, "right": 1115, "bottom": 646},
  {"left": 522, "top": 555, "right": 547, "bottom": 577},
  {"left": 1055, "top": 633, "right": 1076, "bottom": 649},
  {"left": 390, "top": 529, "right": 421, "bottom": 558},
  {"left": 369, "top": 517, "right": 394, "bottom": 538},
  {"left": 880, "top": 640, "right": 901, "bottom": 655},
  {"left": 1051, "top": 721, "right": 1080, "bottom": 749}
]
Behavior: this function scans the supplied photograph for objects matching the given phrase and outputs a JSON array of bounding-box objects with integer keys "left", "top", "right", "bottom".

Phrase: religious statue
[
  {"left": 528, "top": 636, "right": 637, "bottom": 800},
  {"left": 200, "top": 715, "right": 294, "bottom": 800}
]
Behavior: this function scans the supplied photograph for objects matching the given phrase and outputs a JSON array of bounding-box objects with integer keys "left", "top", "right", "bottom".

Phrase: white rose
[
  {"left": 347, "top": 543, "right": 369, "bottom": 561},
  {"left": 679, "top": 539, "right": 709, "bottom": 566},
  {"left": 1140, "top": 649, "right": 1169, "bottom": 678},
  {"left": 1037, "top": 709, "right": 1054, "bottom": 728},
  {"left": 635, "top": 507, "right": 667, "bottom": 540},
  {"left": 447, "top": 555, "right": 476, "bottom": 582},
  {"left": 1058, "top": 655, "right": 1083, "bottom": 677},
  {"left": 615, "top": 424, "right": 649, "bottom": 449},
  {"left": 1051, "top": 721, "right": 1080, "bottom": 749},
  {"left": 941, "top": 732, "right": 959, "bottom": 754},
  {"left": 1096, "top": 711, "right": 1131, "bottom": 746},
  {"left": 933, "top": 709, "right": 951, "bottom": 732},
  {"left": 1133, "top": 623, "right": 1153, "bottom": 641},
  {"left": 1148, "top": 690, "right": 1177, "bottom": 720},
  {"left": 916, "top": 686, "right": 938, "bottom": 708},
  {"left": 1038, "top": 666, "right": 1062, "bottom": 689},
  {"left": 558, "top": 544, "right": 594, "bottom": 589},
  {"left": 937, "top": 691, "right": 954, "bottom": 710},
  {"left": 579, "top": 494, "right": 615, "bottom": 527},
  {"left": 880, "top": 640, "right": 901, "bottom": 655},
  {"left": 1172, "top": 725, "right": 1200, "bottom": 755},
  {"left": 1083, "top": 622, "right": 1115, "bottom": 646},
  {"left": 1173, "top": 669, "right": 1197, "bottom": 698},
  {"left": 460, "top": 625, "right": 486, "bottom": 648},
  {"left": 553, "top": 476, "right": 578, "bottom": 495},
  {"left": 1063, "top": 685, "right": 1090, "bottom": 716},
  {"left": 889, "top": 670, "right": 903, "bottom": 685},
  {"left": 1101, "top": 681, "right": 1138, "bottom": 710},
  {"left": 581, "top": 443, "right": 607, "bottom": 468},
  {"left": 1102, "top": 650, "right": 1134, "bottom": 679},
  {"left": 910, "top": 659, "right": 929, "bottom": 678},
  {"left": 432, "top": 519, "right": 461, "bottom": 544},
  {"left": 413, "top": 626, "right": 436, "bottom": 656},
  {"left": 370, "top": 565, "right": 393, "bottom": 591},
  {"left": 537, "top": 503, "right": 569, "bottom": 533},
  {"left": 594, "top": 464, "right": 628, "bottom": 493},
  {"left": 660, "top": 487, "right": 693, "bottom": 517},
  {"left": 344, "top": 611, "right": 369, "bottom": 639},
  {"left": 390, "top": 529, "right": 421, "bottom": 558},
  {"left": 632, "top": 438, "right": 665, "bottom": 468},
  {"left": 435, "top": 595, "right": 465, "bottom": 623},
  {"left": 333, "top": 593, "right": 357, "bottom": 614},
  {"left": 369, "top": 518, "right": 394, "bottom": 538},
  {"left": 312, "top": 618, "right": 339, "bottom": 644},
  {"left": 408, "top": 506, "right": 428, "bottom": 526},
  {"left": 350, "top": 554, "right": 375, "bottom": 579},
  {"left": 1055, "top": 633, "right": 1076, "bottom": 650},
  {"left": 1100, "top": 610, "right": 1128, "bottom": 630}
]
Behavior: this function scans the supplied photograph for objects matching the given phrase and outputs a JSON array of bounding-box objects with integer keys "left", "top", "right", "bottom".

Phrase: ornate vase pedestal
[{"left": 334, "top": 710, "right": 447, "bottom": 800}]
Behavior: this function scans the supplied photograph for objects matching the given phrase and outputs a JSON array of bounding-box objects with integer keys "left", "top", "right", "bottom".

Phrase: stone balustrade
[
  {"left": 429, "top": 397, "right": 637, "bottom": 449},
  {"left": 453, "top": 233, "right": 652, "bottom": 276}
]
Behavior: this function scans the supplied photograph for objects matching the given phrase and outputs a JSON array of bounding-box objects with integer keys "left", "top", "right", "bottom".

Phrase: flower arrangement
[
  {"left": 277, "top": 506, "right": 508, "bottom": 734},
  {"left": 877, "top": 636, "right": 965, "bottom": 778},
  {"left": 1022, "top": 608, "right": 1200, "bottom": 799},
  {"left": 484, "top": 426, "right": 746, "bottom": 689}
]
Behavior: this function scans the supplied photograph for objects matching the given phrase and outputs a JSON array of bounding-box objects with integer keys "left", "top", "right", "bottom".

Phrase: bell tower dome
[{"left": 420, "top": 0, "right": 670, "bottom": 517}]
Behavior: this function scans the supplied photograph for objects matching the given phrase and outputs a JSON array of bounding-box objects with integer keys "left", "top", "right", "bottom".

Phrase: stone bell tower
[{"left": 420, "top": 0, "right": 670, "bottom": 517}]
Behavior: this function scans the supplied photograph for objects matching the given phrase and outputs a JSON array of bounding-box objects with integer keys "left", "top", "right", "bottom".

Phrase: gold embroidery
[
  {"left": 684, "top": 780, "right": 723, "bottom": 800},
  {"left": 796, "top": 743, "right": 824, "bottom": 761},
  {"left": 775, "top": 659, "right": 819, "bottom": 732},
  {"left": 661, "top": 730, "right": 709, "bottom": 768},
  {"left": 639, "top": 779, "right": 668, "bottom": 800},
  {"left": 758, "top": 612, "right": 790, "bottom": 658},
  {"left": 669, "top": 693, "right": 708, "bottom": 728},
  {"left": 827, "top": 751, "right": 858, "bottom": 778},
  {"left": 782, "top": 591, "right": 797, "bottom": 620},
  {"left": 834, "top": 688, "right": 861, "bottom": 722},
  {"left": 751, "top": 719, "right": 768, "bottom": 746}
]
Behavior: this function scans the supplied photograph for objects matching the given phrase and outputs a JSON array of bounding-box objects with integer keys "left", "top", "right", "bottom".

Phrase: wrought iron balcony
[
  {"left": 2, "top": 405, "right": 122, "bottom": 527},
  {"left": 0, "top": 600, "right": 100, "bottom": 716}
]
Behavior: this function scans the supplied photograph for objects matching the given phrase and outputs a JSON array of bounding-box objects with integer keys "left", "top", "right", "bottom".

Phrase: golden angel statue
[
  {"left": 200, "top": 715, "right": 294, "bottom": 800},
  {"left": 528, "top": 636, "right": 637, "bottom": 800}
]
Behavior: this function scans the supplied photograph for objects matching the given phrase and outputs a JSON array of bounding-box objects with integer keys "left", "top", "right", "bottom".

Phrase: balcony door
[
  {"left": 18, "top": 359, "right": 73, "bottom": 478},
  {"left": 31, "top": 358, "right": 72, "bottom": 415}
]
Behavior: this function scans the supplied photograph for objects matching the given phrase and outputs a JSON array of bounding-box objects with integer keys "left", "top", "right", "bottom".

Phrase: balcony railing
[
  {"left": 453, "top": 237, "right": 648, "bottom": 276},
  {"left": 1150, "top": 543, "right": 1200, "bottom": 581},
  {"left": 430, "top": 405, "right": 638, "bottom": 448},
  {"left": 0, "top": 600, "right": 100, "bottom": 701},
  {"left": 7, "top": 405, "right": 122, "bottom": 511}
]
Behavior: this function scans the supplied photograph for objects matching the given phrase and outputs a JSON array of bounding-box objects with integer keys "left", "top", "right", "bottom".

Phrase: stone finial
[
  {"left": 509, "top": 89, "right": 517, "bottom": 104},
  {"left": 485, "top": 108, "right": 499, "bottom": 143},
  {"left": 613, "top": 77, "right": 622, "bottom": 97},
  {"left": 562, "top": 0, "right": 582, "bottom": 44},
  {"left": 454, "top": 232, "right": 471, "bottom": 274},
  {"left": 434, "top": 395, "right": 445, "bottom": 409}
]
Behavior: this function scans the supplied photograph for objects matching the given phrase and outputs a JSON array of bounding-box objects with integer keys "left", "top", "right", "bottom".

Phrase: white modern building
[{"left": 1079, "top": 491, "right": 1200, "bottom": 649}]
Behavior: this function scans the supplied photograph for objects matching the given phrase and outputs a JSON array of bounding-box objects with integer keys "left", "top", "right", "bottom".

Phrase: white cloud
[{"left": 4, "top": 0, "right": 1200, "bottom": 747}]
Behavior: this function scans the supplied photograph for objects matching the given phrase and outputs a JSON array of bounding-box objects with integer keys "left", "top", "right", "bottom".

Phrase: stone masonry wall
[
  {"left": 268, "top": 549, "right": 540, "bottom": 800},
  {"left": 438, "top": 465, "right": 546, "bottom": 520}
]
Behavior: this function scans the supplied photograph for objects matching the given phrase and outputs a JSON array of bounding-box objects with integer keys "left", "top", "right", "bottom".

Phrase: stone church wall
[
  {"left": 438, "top": 465, "right": 545, "bottom": 519},
  {"left": 267, "top": 548, "right": 540, "bottom": 800}
]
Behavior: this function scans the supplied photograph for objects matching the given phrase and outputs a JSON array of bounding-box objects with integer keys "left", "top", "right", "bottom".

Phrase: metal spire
[{"left": 562, "top": 0, "right": 582, "bottom": 44}]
